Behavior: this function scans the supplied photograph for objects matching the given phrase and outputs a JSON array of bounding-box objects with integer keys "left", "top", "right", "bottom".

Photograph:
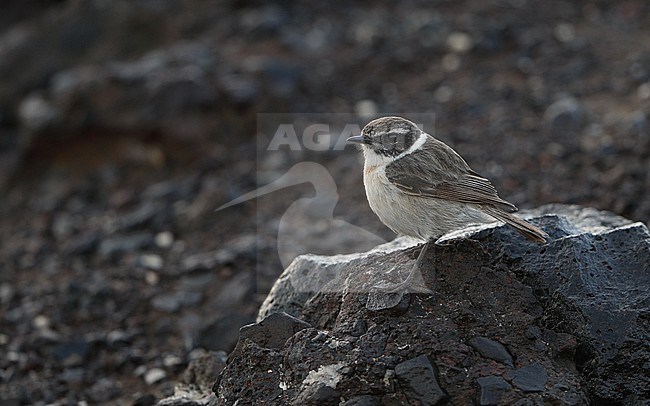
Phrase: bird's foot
[{"left": 372, "top": 267, "right": 432, "bottom": 294}]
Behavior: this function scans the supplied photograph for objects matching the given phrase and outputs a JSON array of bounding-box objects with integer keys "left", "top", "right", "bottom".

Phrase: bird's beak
[{"left": 346, "top": 135, "right": 367, "bottom": 144}]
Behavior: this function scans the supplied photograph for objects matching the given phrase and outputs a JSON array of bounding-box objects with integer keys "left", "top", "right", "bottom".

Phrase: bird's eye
[{"left": 382, "top": 133, "right": 403, "bottom": 147}]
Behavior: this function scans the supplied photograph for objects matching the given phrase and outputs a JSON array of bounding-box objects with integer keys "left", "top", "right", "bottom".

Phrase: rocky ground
[
  {"left": 0, "top": 0, "right": 648, "bottom": 404},
  {"left": 219, "top": 205, "right": 646, "bottom": 405}
]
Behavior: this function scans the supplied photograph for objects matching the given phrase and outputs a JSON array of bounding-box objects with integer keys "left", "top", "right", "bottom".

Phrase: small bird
[{"left": 347, "top": 116, "right": 548, "bottom": 293}]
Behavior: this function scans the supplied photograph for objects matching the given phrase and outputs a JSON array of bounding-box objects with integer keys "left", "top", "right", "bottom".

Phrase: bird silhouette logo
[{"left": 217, "top": 162, "right": 388, "bottom": 271}]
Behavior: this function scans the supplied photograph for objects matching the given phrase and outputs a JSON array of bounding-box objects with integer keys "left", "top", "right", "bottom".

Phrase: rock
[
  {"left": 238, "top": 312, "right": 311, "bottom": 351},
  {"left": 476, "top": 376, "right": 512, "bottom": 405},
  {"left": 183, "top": 351, "right": 228, "bottom": 391},
  {"left": 98, "top": 233, "right": 154, "bottom": 260},
  {"left": 510, "top": 362, "right": 548, "bottom": 392},
  {"left": 293, "top": 381, "right": 340, "bottom": 406},
  {"left": 144, "top": 368, "right": 167, "bottom": 385},
  {"left": 156, "top": 351, "right": 227, "bottom": 406},
  {"left": 340, "top": 395, "right": 382, "bottom": 406},
  {"left": 211, "top": 204, "right": 648, "bottom": 404},
  {"left": 394, "top": 355, "right": 447, "bottom": 405},
  {"left": 257, "top": 236, "right": 422, "bottom": 320},
  {"left": 468, "top": 337, "right": 514, "bottom": 367}
]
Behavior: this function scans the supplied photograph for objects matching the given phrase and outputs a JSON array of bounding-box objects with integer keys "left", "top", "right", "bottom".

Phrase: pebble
[
  {"left": 442, "top": 53, "right": 461, "bottom": 72},
  {"left": 469, "top": 337, "right": 514, "bottom": 367},
  {"left": 144, "top": 368, "right": 167, "bottom": 385},
  {"left": 0, "top": 283, "right": 14, "bottom": 304},
  {"left": 394, "top": 355, "right": 447, "bottom": 404},
  {"left": 638, "top": 83, "right": 650, "bottom": 100},
  {"left": 476, "top": 375, "right": 512, "bottom": 405},
  {"left": 511, "top": 362, "right": 548, "bottom": 392},
  {"left": 554, "top": 23, "right": 575, "bottom": 43},
  {"left": 145, "top": 271, "right": 160, "bottom": 286},
  {"left": 446, "top": 32, "right": 473, "bottom": 53},
  {"left": 99, "top": 233, "right": 154, "bottom": 259},
  {"left": 17, "top": 93, "right": 59, "bottom": 131},
  {"left": 138, "top": 254, "right": 164, "bottom": 270},
  {"left": 155, "top": 231, "right": 175, "bottom": 248},
  {"left": 32, "top": 314, "right": 51, "bottom": 329}
]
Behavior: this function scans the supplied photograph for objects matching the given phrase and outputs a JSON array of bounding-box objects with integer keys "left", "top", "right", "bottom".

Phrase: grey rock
[
  {"left": 257, "top": 236, "right": 422, "bottom": 321},
  {"left": 98, "top": 233, "right": 153, "bottom": 259},
  {"left": 293, "top": 382, "right": 340, "bottom": 406},
  {"left": 156, "top": 392, "right": 215, "bottom": 406},
  {"left": 212, "top": 204, "right": 648, "bottom": 404},
  {"left": 476, "top": 376, "right": 512, "bottom": 405},
  {"left": 60, "top": 367, "right": 85, "bottom": 384},
  {"left": 394, "top": 355, "right": 447, "bottom": 405},
  {"left": 183, "top": 351, "right": 228, "bottom": 392},
  {"left": 239, "top": 312, "right": 311, "bottom": 351},
  {"left": 340, "top": 395, "right": 382, "bottom": 406},
  {"left": 156, "top": 352, "right": 226, "bottom": 406},
  {"left": 350, "top": 320, "right": 367, "bottom": 337},
  {"left": 53, "top": 339, "right": 89, "bottom": 365},
  {"left": 469, "top": 337, "right": 514, "bottom": 367},
  {"left": 511, "top": 362, "right": 548, "bottom": 392},
  {"left": 365, "top": 290, "right": 409, "bottom": 311}
]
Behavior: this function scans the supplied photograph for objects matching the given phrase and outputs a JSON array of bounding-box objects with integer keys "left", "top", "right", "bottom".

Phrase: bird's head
[{"left": 347, "top": 116, "right": 422, "bottom": 158}]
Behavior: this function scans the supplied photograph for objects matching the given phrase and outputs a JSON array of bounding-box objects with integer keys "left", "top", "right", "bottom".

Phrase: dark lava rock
[
  {"left": 156, "top": 351, "right": 227, "bottom": 406},
  {"left": 476, "top": 375, "right": 513, "bottom": 405},
  {"left": 468, "top": 337, "right": 514, "bottom": 367},
  {"left": 210, "top": 204, "right": 648, "bottom": 405},
  {"left": 340, "top": 395, "right": 381, "bottom": 406},
  {"left": 394, "top": 355, "right": 447, "bottom": 405},
  {"left": 510, "top": 362, "right": 548, "bottom": 392},
  {"left": 238, "top": 312, "right": 311, "bottom": 351},
  {"left": 293, "top": 382, "right": 340, "bottom": 406}
]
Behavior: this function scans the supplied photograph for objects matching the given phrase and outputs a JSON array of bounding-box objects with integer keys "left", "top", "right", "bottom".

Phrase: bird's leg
[{"left": 378, "top": 240, "right": 433, "bottom": 294}]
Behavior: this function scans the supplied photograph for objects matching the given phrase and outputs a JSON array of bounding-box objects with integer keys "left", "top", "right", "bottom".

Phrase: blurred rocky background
[{"left": 0, "top": 0, "right": 648, "bottom": 404}]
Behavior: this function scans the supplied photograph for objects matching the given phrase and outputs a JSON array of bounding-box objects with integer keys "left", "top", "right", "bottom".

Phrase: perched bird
[{"left": 347, "top": 116, "right": 548, "bottom": 293}]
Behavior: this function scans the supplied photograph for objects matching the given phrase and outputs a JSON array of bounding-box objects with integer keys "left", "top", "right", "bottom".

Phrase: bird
[{"left": 347, "top": 116, "right": 548, "bottom": 293}]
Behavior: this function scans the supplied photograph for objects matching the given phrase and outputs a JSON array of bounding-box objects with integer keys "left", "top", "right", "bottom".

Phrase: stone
[
  {"left": 210, "top": 204, "right": 647, "bottom": 404},
  {"left": 293, "top": 382, "right": 340, "bottom": 406},
  {"left": 98, "top": 233, "right": 154, "bottom": 259},
  {"left": 340, "top": 395, "right": 382, "bottom": 406},
  {"left": 476, "top": 376, "right": 512, "bottom": 405},
  {"left": 144, "top": 368, "right": 167, "bottom": 385},
  {"left": 469, "top": 337, "right": 514, "bottom": 367},
  {"left": 511, "top": 362, "right": 548, "bottom": 392},
  {"left": 239, "top": 312, "right": 312, "bottom": 351},
  {"left": 257, "top": 237, "right": 423, "bottom": 320},
  {"left": 394, "top": 355, "right": 447, "bottom": 405}
]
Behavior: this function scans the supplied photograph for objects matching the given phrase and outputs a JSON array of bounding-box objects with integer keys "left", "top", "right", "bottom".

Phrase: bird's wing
[{"left": 385, "top": 138, "right": 518, "bottom": 213}]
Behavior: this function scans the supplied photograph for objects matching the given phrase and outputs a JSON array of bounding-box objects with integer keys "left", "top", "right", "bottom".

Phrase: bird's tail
[{"left": 482, "top": 206, "right": 548, "bottom": 244}]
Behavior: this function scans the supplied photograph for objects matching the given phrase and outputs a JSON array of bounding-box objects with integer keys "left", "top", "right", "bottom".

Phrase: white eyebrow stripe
[
  {"left": 389, "top": 128, "right": 411, "bottom": 134},
  {"left": 395, "top": 130, "right": 427, "bottom": 160}
]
